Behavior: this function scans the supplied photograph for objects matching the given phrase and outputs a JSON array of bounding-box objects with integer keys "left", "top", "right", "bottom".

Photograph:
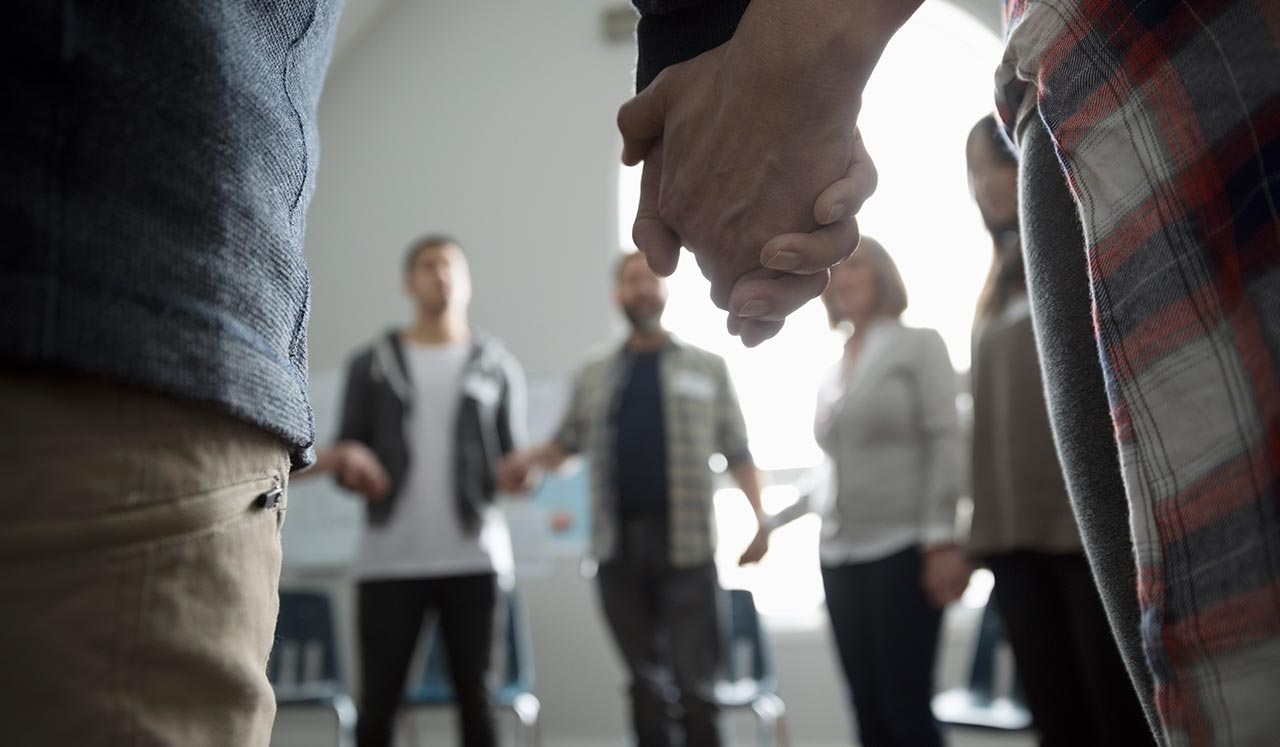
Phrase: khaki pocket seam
[{"left": 0, "top": 475, "right": 283, "bottom": 562}]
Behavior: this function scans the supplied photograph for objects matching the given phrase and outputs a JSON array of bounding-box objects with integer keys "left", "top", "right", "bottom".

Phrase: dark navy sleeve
[{"left": 632, "top": 0, "right": 752, "bottom": 91}]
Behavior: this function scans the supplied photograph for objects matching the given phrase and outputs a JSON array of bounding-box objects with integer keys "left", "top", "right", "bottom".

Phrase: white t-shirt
[{"left": 355, "top": 341, "right": 504, "bottom": 581}]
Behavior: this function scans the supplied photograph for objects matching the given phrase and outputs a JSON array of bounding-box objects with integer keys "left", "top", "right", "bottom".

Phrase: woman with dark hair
[
  {"left": 968, "top": 116, "right": 1023, "bottom": 322},
  {"left": 757, "top": 237, "right": 969, "bottom": 747},
  {"left": 964, "top": 114, "right": 1152, "bottom": 747}
]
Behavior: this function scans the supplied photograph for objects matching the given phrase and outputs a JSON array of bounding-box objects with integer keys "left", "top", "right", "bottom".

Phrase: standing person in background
[
  {"left": 758, "top": 238, "right": 969, "bottom": 747},
  {"left": 965, "top": 115, "right": 1153, "bottom": 747},
  {"left": 499, "top": 251, "right": 770, "bottom": 747},
  {"left": 338, "top": 235, "right": 526, "bottom": 747}
]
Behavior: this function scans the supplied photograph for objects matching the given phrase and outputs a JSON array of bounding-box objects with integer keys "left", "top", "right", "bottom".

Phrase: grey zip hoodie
[{"left": 337, "top": 329, "right": 526, "bottom": 531}]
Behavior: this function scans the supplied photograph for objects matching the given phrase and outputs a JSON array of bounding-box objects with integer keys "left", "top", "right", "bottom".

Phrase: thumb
[
  {"left": 617, "top": 74, "right": 669, "bottom": 166},
  {"left": 632, "top": 140, "right": 681, "bottom": 276},
  {"left": 813, "top": 128, "right": 878, "bottom": 225}
]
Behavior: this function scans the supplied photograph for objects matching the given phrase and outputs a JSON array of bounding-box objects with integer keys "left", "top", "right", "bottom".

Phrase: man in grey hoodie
[{"left": 336, "top": 235, "right": 525, "bottom": 747}]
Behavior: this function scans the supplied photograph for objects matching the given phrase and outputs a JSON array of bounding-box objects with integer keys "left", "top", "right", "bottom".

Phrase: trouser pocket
[
  {"left": 0, "top": 473, "right": 284, "bottom": 561},
  {"left": 0, "top": 467, "right": 289, "bottom": 747}
]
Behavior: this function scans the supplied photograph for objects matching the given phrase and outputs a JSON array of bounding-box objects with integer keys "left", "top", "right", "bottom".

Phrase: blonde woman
[{"left": 759, "top": 238, "right": 968, "bottom": 747}]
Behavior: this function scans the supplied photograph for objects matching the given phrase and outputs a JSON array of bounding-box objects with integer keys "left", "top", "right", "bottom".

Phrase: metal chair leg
[
  {"left": 772, "top": 699, "right": 792, "bottom": 747},
  {"left": 752, "top": 702, "right": 778, "bottom": 747},
  {"left": 749, "top": 694, "right": 791, "bottom": 747},
  {"left": 332, "top": 693, "right": 358, "bottom": 747},
  {"left": 394, "top": 707, "right": 423, "bottom": 747},
  {"left": 511, "top": 693, "right": 542, "bottom": 747}
]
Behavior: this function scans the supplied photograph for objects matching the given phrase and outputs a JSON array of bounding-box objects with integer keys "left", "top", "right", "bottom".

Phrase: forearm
[
  {"left": 732, "top": 459, "right": 775, "bottom": 564},
  {"left": 301, "top": 446, "right": 339, "bottom": 478},
  {"left": 728, "top": 0, "right": 926, "bottom": 106},
  {"left": 747, "top": 0, "right": 925, "bottom": 64},
  {"left": 731, "top": 461, "right": 765, "bottom": 520},
  {"left": 920, "top": 437, "right": 964, "bottom": 547},
  {"left": 304, "top": 440, "right": 360, "bottom": 479},
  {"left": 531, "top": 441, "right": 573, "bottom": 472},
  {"left": 765, "top": 493, "right": 812, "bottom": 531}
]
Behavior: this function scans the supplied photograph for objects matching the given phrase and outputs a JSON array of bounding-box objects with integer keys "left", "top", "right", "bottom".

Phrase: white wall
[{"left": 305, "top": 0, "right": 633, "bottom": 377}]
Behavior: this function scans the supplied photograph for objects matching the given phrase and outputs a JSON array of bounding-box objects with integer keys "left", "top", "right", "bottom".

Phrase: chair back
[
  {"left": 968, "top": 602, "right": 1007, "bottom": 699},
  {"left": 269, "top": 590, "right": 343, "bottom": 689},
  {"left": 405, "top": 591, "right": 534, "bottom": 705},
  {"left": 931, "top": 600, "right": 1032, "bottom": 730},
  {"left": 719, "top": 588, "right": 778, "bottom": 694}
]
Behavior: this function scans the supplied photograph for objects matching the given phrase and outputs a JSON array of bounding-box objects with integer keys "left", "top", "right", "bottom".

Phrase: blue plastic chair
[
  {"left": 401, "top": 591, "right": 541, "bottom": 747},
  {"left": 269, "top": 589, "right": 358, "bottom": 747},
  {"left": 716, "top": 588, "right": 791, "bottom": 747},
  {"left": 931, "top": 601, "right": 1032, "bottom": 731}
]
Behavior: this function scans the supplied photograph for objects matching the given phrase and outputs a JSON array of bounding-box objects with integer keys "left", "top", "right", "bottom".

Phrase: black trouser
[
  {"left": 1021, "top": 114, "right": 1161, "bottom": 739},
  {"left": 596, "top": 517, "right": 723, "bottom": 747},
  {"left": 356, "top": 573, "right": 498, "bottom": 747},
  {"left": 987, "top": 551, "right": 1153, "bottom": 747},
  {"left": 821, "top": 546, "right": 944, "bottom": 747}
]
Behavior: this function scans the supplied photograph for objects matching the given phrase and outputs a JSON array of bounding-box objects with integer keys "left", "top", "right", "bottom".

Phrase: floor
[{"left": 270, "top": 706, "right": 1037, "bottom": 747}]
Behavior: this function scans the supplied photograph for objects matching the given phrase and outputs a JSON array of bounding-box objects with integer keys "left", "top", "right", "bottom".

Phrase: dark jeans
[
  {"left": 1020, "top": 114, "right": 1161, "bottom": 737},
  {"left": 822, "top": 546, "right": 944, "bottom": 747},
  {"left": 987, "top": 551, "right": 1153, "bottom": 747},
  {"left": 356, "top": 574, "right": 498, "bottom": 747},
  {"left": 596, "top": 517, "right": 723, "bottom": 747}
]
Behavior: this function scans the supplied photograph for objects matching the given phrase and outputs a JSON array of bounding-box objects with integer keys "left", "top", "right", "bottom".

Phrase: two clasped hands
[{"left": 616, "top": 0, "right": 904, "bottom": 346}]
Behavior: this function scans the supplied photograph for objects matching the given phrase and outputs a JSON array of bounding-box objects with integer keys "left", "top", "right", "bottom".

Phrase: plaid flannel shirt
[
  {"left": 554, "top": 335, "right": 752, "bottom": 568},
  {"left": 997, "top": 1, "right": 1280, "bottom": 744}
]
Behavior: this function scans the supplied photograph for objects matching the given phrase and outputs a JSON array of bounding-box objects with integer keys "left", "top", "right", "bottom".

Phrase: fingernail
[
  {"left": 826, "top": 203, "right": 848, "bottom": 224},
  {"left": 764, "top": 249, "right": 802, "bottom": 271},
  {"left": 737, "top": 299, "right": 769, "bottom": 318}
]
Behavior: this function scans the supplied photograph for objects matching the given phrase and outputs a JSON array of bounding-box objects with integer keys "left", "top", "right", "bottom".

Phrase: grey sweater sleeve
[
  {"left": 632, "top": 0, "right": 751, "bottom": 90},
  {"left": 915, "top": 329, "right": 964, "bottom": 544},
  {"left": 1021, "top": 114, "right": 1161, "bottom": 741}
]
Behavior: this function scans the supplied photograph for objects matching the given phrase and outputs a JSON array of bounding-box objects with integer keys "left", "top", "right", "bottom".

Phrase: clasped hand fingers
[{"left": 619, "top": 49, "right": 876, "bottom": 346}]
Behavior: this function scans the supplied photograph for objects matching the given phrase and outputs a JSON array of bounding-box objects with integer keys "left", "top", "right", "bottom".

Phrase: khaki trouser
[{"left": 0, "top": 370, "right": 290, "bottom": 747}]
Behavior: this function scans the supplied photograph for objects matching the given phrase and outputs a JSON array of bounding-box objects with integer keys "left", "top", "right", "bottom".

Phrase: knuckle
[
  {"left": 656, "top": 190, "right": 684, "bottom": 226},
  {"left": 865, "top": 160, "right": 880, "bottom": 193}
]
